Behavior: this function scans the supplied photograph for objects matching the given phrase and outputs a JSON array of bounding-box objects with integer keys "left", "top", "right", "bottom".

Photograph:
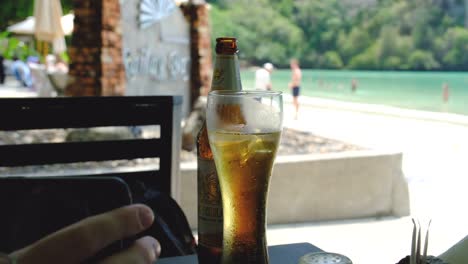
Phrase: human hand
[{"left": 3, "top": 204, "right": 160, "bottom": 264}]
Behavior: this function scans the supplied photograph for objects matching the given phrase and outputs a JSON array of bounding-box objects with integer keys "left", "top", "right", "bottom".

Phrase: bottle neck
[{"left": 211, "top": 54, "right": 242, "bottom": 91}]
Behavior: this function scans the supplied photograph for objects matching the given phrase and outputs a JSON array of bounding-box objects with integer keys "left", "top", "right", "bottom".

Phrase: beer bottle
[{"left": 197, "top": 37, "right": 242, "bottom": 263}]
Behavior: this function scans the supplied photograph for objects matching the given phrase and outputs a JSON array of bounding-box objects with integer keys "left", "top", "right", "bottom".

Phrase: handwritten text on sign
[{"left": 124, "top": 48, "right": 190, "bottom": 81}]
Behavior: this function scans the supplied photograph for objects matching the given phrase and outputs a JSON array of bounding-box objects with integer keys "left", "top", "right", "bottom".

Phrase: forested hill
[
  {"left": 2, "top": 0, "right": 466, "bottom": 71},
  {"left": 208, "top": 0, "right": 468, "bottom": 71}
]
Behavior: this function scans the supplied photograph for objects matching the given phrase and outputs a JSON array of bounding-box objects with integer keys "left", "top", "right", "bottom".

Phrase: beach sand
[{"left": 267, "top": 94, "right": 468, "bottom": 264}]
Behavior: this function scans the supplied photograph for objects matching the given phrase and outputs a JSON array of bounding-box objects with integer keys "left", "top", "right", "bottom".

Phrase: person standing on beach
[
  {"left": 255, "top": 62, "right": 274, "bottom": 91},
  {"left": 442, "top": 82, "right": 450, "bottom": 103},
  {"left": 351, "top": 78, "right": 358, "bottom": 93},
  {"left": 288, "top": 59, "right": 302, "bottom": 119}
]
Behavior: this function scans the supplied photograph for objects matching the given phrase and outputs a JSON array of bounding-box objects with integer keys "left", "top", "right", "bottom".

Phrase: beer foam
[
  {"left": 240, "top": 97, "right": 282, "bottom": 134},
  {"left": 206, "top": 94, "right": 282, "bottom": 134}
]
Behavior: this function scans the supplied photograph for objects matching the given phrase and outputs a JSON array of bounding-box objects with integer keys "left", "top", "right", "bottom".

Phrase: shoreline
[
  {"left": 284, "top": 94, "right": 468, "bottom": 127},
  {"left": 242, "top": 67, "right": 468, "bottom": 74},
  {"left": 2, "top": 74, "right": 467, "bottom": 126},
  {"left": 241, "top": 69, "right": 468, "bottom": 117}
]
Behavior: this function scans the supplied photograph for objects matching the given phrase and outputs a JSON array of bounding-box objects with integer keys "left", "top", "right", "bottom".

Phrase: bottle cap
[
  {"left": 298, "top": 252, "right": 352, "bottom": 264},
  {"left": 215, "top": 37, "right": 238, "bottom": 54}
]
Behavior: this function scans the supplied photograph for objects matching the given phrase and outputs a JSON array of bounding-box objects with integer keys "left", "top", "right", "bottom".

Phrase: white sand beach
[{"left": 267, "top": 94, "right": 468, "bottom": 263}]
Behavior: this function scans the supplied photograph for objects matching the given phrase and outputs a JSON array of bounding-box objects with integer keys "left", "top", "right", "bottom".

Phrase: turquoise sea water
[{"left": 241, "top": 69, "right": 468, "bottom": 116}]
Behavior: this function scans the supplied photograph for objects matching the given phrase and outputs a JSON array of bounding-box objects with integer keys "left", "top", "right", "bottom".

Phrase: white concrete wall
[{"left": 179, "top": 150, "right": 410, "bottom": 228}]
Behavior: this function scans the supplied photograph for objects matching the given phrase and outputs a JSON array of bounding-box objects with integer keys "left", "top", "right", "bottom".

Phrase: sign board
[{"left": 120, "top": 0, "right": 191, "bottom": 117}]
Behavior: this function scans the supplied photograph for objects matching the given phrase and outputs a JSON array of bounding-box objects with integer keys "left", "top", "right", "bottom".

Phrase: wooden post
[{"left": 180, "top": 2, "right": 213, "bottom": 109}]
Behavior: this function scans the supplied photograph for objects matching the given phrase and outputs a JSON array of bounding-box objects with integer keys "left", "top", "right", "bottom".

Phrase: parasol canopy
[
  {"left": 33, "top": 0, "right": 65, "bottom": 42},
  {"left": 34, "top": 0, "right": 67, "bottom": 54},
  {"left": 7, "top": 14, "right": 74, "bottom": 36}
]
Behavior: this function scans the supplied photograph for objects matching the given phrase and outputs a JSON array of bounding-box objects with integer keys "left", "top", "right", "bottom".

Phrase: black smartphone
[{"left": 0, "top": 176, "right": 133, "bottom": 259}]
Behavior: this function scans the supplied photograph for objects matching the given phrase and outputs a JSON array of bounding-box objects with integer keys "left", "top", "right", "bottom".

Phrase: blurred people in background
[
  {"left": 45, "top": 54, "right": 57, "bottom": 72},
  {"left": 255, "top": 62, "right": 274, "bottom": 91},
  {"left": 54, "top": 56, "right": 69, "bottom": 73},
  {"left": 351, "top": 78, "right": 358, "bottom": 93},
  {"left": 27, "top": 56, "right": 40, "bottom": 65},
  {"left": 0, "top": 55, "right": 5, "bottom": 84},
  {"left": 288, "top": 59, "right": 302, "bottom": 120},
  {"left": 46, "top": 54, "right": 68, "bottom": 73},
  {"left": 11, "top": 56, "right": 32, "bottom": 88},
  {"left": 442, "top": 82, "right": 450, "bottom": 103}
]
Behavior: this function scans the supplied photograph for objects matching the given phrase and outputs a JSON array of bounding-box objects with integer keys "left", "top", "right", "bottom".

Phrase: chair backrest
[{"left": 0, "top": 96, "right": 182, "bottom": 200}]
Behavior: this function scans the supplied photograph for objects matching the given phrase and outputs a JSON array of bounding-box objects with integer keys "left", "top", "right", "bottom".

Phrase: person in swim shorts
[{"left": 288, "top": 59, "right": 302, "bottom": 119}]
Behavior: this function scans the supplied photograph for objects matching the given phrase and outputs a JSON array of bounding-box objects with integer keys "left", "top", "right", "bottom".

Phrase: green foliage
[
  {"left": 270, "top": 0, "right": 294, "bottom": 18},
  {"left": 0, "top": 0, "right": 73, "bottom": 31},
  {"left": 408, "top": 50, "right": 440, "bottom": 70},
  {"left": 209, "top": 0, "right": 466, "bottom": 70},
  {"left": 0, "top": 0, "right": 72, "bottom": 61},
  {"left": 0, "top": 31, "right": 39, "bottom": 60},
  {"left": 322, "top": 51, "right": 343, "bottom": 69},
  {"left": 383, "top": 56, "right": 402, "bottom": 70},
  {"left": 62, "top": 0, "right": 74, "bottom": 14},
  {"left": 292, "top": 0, "right": 349, "bottom": 64},
  {"left": 377, "top": 26, "right": 399, "bottom": 63},
  {"left": 210, "top": 0, "right": 304, "bottom": 67},
  {"left": 4, "top": 0, "right": 466, "bottom": 70},
  {"left": 0, "top": 0, "right": 34, "bottom": 32},
  {"left": 438, "top": 27, "right": 468, "bottom": 70},
  {"left": 348, "top": 45, "right": 379, "bottom": 70},
  {"left": 338, "top": 28, "right": 372, "bottom": 64}
]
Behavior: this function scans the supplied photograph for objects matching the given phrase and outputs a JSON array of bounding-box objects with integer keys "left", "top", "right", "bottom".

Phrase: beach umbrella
[
  {"left": 34, "top": 0, "right": 66, "bottom": 54},
  {"left": 60, "top": 14, "right": 74, "bottom": 36},
  {"left": 7, "top": 17, "right": 36, "bottom": 35},
  {"left": 7, "top": 14, "right": 74, "bottom": 36},
  {"left": 34, "top": 0, "right": 65, "bottom": 41}
]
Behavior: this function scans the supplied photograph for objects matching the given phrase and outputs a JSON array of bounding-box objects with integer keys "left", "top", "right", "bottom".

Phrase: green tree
[
  {"left": 348, "top": 44, "right": 379, "bottom": 70},
  {"left": 293, "top": 0, "right": 349, "bottom": 66},
  {"left": 377, "top": 26, "right": 399, "bottom": 64},
  {"left": 210, "top": 0, "right": 304, "bottom": 67},
  {"left": 435, "top": 27, "right": 468, "bottom": 70},
  {"left": 0, "top": 0, "right": 34, "bottom": 31},
  {"left": 382, "top": 56, "right": 402, "bottom": 70},
  {"left": 408, "top": 50, "right": 440, "bottom": 70},
  {"left": 0, "top": 0, "right": 73, "bottom": 31},
  {"left": 208, "top": 0, "right": 466, "bottom": 70},
  {"left": 338, "top": 27, "right": 372, "bottom": 64},
  {"left": 322, "top": 51, "right": 343, "bottom": 69},
  {"left": 270, "top": 0, "right": 295, "bottom": 18}
]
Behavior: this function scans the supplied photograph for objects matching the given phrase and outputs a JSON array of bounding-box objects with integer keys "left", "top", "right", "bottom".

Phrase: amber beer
[
  {"left": 209, "top": 131, "right": 281, "bottom": 264},
  {"left": 197, "top": 37, "right": 242, "bottom": 263}
]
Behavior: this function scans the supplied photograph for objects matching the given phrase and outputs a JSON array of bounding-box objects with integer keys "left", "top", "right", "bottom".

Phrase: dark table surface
[{"left": 157, "top": 242, "right": 323, "bottom": 264}]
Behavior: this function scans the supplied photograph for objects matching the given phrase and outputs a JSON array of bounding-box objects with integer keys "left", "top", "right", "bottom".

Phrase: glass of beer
[{"left": 206, "top": 90, "right": 283, "bottom": 264}]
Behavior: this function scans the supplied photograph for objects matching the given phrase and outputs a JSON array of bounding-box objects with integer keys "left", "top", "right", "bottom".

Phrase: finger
[
  {"left": 15, "top": 204, "right": 154, "bottom": 264},
  {"left": 99, "top": 237, "right": 161, "bottom": 264}
]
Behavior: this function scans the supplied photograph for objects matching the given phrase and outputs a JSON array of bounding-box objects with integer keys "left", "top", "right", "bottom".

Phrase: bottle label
[
  {"left": 211, "top": 55, "right": 242, "bottom": 91},
  {"left": 198, "top": 156, "right": 223, "bottom": 248}
]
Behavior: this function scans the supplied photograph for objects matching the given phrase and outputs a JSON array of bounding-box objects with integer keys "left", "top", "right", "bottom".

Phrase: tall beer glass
[{"left": 206, "top": 90, "right": 283, "bottom": 264}]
